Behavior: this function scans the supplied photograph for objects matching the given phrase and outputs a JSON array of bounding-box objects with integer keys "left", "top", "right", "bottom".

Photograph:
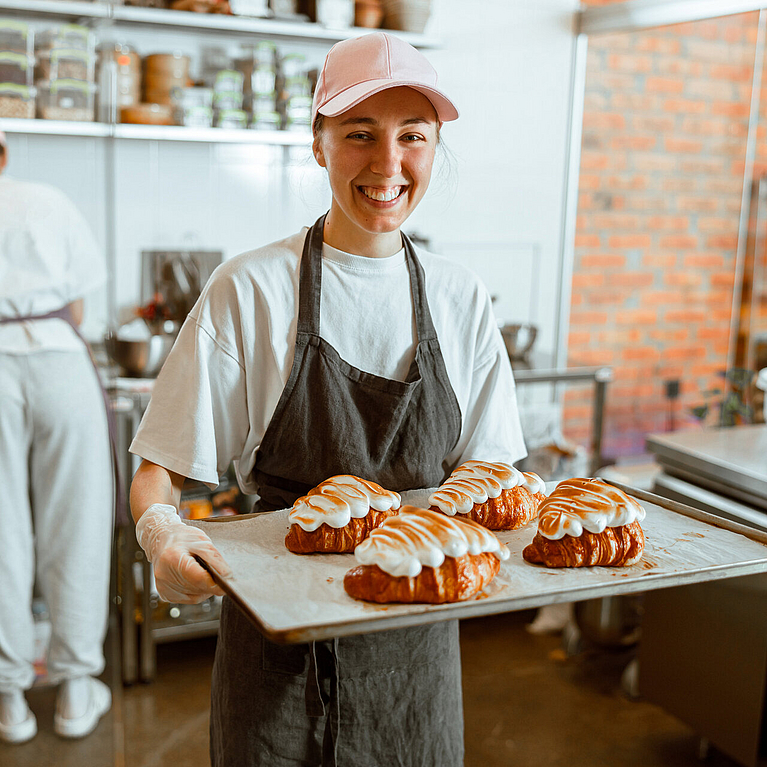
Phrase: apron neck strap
[{"left": 296, "top": 214, "right": 438, "bottom": 342}]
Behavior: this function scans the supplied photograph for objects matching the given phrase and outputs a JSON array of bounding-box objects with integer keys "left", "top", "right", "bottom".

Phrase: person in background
[
  {"left": 0, "top": 130, "right": 113, "bottom": 743},
  {"left": 129, "top": 32, "right": 527, "bottom": 766}
]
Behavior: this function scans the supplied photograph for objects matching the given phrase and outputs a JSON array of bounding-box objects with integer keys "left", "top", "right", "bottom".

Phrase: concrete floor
[{"left": 0, "top": 610, "right": 747, "bottom": 767}]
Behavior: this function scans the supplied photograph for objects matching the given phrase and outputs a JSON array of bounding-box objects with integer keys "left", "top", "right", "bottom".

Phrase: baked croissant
[
  {"left": 522, "top": 477, "right": 646, "bottom": 568},
  {"left": 285, "top": 475, "right": 400, "bottom": 554},
  {"left": 344, "top": 507, "right": 510, "bottom": 604},
  {"left": 429, "top": 460, "right": 545, "bottom": 530}
]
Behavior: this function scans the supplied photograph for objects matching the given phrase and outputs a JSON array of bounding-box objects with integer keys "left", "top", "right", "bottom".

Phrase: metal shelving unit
[
  {"left": 0, "top": 117, "right": 314, "bottom": 144},
  {"left": 0, "top": 0, "right": 439, "bottom": 47},
  {"left": 0, "top": 0, "right": 436, "bottom": 143}
]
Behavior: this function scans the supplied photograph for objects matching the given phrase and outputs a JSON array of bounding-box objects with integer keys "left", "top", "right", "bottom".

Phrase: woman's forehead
[{"left": 334, "top": 87, "right": 438, "bottom": 125}]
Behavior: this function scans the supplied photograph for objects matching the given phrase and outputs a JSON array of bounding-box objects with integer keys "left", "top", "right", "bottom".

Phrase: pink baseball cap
[{"left": 311, "top": 32, "right": 459, "bottom": 127}]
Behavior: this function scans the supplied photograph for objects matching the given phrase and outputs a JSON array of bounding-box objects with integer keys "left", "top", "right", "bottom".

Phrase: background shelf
[{"left": 0, "top": 0, "right": 439, "bottom": 47}]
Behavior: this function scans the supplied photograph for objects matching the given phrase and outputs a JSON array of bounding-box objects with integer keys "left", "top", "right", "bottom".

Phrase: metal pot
[
  {"left": 500, "top": 323, "right": 537, "bottom": 360},
  {"left": 105, "top": 333, "right": 176, "bottom": 377}
]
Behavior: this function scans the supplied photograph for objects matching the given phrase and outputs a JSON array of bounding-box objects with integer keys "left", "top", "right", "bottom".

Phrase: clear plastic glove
[{"left": 135, "top": 503, "right": 232, "bottom": 604}]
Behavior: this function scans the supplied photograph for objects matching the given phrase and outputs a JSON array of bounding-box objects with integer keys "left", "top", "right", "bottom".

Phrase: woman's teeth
[{"left": 360, "top": 186, "right": 404, "bottom": 202}]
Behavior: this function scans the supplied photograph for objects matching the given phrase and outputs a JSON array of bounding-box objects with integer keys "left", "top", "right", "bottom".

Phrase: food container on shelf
[
  {"left": 175, "top": 105, "right": 213, "bottom": 128},
  {"left": 251, "top": 110, "right": 281, "bottom": 130},
  {"left": 0, "top": 84, "right": 35, "bottom": 119},
  {"left": 212, "top": 68, "right": 244, "bottom": 94},
  {"left": 0, "top": 19, "right": 33, "bottom": 56},
  {"left": 176, "top": 86, "right": 213, "bottom": 109},
  {"left": 269, "top": 0, "right": 298, "bottom": 15},
  {"left": 282, "top": 75, "right": 311, "bottom": 98},
  {"left": 229, "top": 0, "right": 269, "bottom": 16},
  {"left": 120, "top": 102, "right": 174, "bottom": 125},
  {"left": 252, "top": 93, "right": 277, "bottom": 113},
  {"left": 36, "top": 49, "right": 96, "bottom": 82},
  {"left": 36, "top": 24, "right": 96, "bottom": 54},
  {"left": 214, "top": 108, "right": 247, "bottom": 130},
  {"left": 284, "top": 114, "right": 311, "bottom": 132},
  {"left": 144, "top": 86, "right": 182, "bottom": 106},
  {"left": 36, "top": 79, "right": 96, "bottom": 121},
  {"left": 96, "top": 44, "right": 141, "bottom": 122},
  {"left": 144, "top": 52, "right": 190, "bottom": 80},
  {"left": 354, "top": 0, "right": 384, "bottom": 28},
  {"left": 283, "top": 94, "right": 312, "bottom": 120},
  {"left": 316, "top": 0, "right": 354, "bottom": 28},
  {"left": 213, "top": 90, "right": 244, "bottom": 110},
  {"left": 279, "top": 52, "right": 306, "bottom": 79},
  {"left": 0, "top": 52, "right": 34, "bottom": 86}
]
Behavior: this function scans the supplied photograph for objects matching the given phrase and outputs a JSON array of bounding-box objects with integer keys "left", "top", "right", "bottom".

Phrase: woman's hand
[{"left": 136, "top": 504, "right": 232, "bottom": 604}]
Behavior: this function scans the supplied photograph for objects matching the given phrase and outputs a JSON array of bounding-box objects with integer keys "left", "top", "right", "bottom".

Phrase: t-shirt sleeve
[
  {"left": 129, "top": 316, "right": 249, "bottom": 489},
  {"left": 62, "top": 195, "right": 106, "bottom": 300}
]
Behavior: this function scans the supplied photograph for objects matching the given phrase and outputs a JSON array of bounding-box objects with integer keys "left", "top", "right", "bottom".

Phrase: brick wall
[{"left": 567, "top": 9, "right": 758, "bottom": 457}]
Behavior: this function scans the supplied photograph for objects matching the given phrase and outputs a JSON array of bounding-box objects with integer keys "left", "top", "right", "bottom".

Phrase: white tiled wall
[{"left": 2, "top": 0, "right": 579, "bottom": 353}]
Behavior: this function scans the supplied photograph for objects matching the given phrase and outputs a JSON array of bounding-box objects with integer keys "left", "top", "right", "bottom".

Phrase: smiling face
[{"left": 313, "top": 87, "right": 439, "bottom": 258}]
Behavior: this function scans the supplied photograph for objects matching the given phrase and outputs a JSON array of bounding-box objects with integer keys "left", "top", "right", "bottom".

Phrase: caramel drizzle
[
  {"left": 537, "top": 477, "right": 645, "bottom": 540},
  {"left": 355, "top": 506, "right": 510, "bottom": 577},
  {"left": 289, "top": 475, "right": 400, "bottom": 531},
  {"left": 429, "top": 460, "right": 543, "bottom": 515}
]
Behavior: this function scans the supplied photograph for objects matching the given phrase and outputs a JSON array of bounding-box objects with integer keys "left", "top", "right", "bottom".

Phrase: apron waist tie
[{"left": 0, "top": 307, "right": 127, "bottom": 526}]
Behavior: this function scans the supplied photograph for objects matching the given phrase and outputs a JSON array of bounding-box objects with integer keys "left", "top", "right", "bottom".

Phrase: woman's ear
[{"left": 313, "top": 138, "right": 326, "bottom": 168}]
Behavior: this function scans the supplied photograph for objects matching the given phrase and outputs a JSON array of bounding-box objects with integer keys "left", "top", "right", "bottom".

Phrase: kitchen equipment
[
  {"left": 141, "top": 249, "right": 222, "bottom": 323},
  {"left": 105, "top": 333, "right": 176, "bottom": 377},
  {"left": 500, "top": 322, "right": 537, "bottom": 360},
  {"left": 642, "top": 425, "right": 767, "bottom": 767}
]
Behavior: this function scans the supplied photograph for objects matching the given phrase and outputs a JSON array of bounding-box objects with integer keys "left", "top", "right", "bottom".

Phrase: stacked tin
[
  {"left": 35, "top": 24, "right": 97, "bottom": 121},
  {"left": 0, "top": 19, "right": 35, "bottom": 119}
]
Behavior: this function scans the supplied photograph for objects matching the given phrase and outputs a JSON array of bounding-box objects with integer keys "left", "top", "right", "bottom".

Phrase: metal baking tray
[{"left": 191, "top": 481, "right": 767, "bottom": 644}]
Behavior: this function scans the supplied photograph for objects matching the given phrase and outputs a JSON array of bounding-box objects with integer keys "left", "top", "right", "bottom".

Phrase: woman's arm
[
  {"left": 130, "top": 459, "right": 186, "bottom": 523},
  {"left": 129, "top": 459, "right": 231, "bottom": 603}
]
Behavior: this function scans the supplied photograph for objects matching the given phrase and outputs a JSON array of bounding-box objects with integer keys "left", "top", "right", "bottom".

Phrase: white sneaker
[
  {"left": 54, "top": 677, "right": 111, "bottom": 739},
  {"left": 0, "top": 690, "right": 37, "bottom": 744}
]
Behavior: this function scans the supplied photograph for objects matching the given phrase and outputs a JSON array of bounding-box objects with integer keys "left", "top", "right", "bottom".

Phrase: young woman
[{"left": 130, "top": 32, "right": 527, "bottom": 766}]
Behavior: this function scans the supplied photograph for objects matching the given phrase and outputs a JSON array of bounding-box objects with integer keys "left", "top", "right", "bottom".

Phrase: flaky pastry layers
[
  {"left": 522, "top": 477, "right": 646, "bottom": 567},
  {"left": 285, "top": 475, "right": 401, "bottom": 554},
  {"left": 523, "top": 521, "right": 645, "bottom": 567},
  {"left": 286, "top": 508, "right": 399, "bottom": 554},
  {"left": 343, "top": 507, "right": 510, "bottom": 604},
  {"left": 429, "top": 460, "right": 546, "bottom": 530},
  {"left": 344, "top": 553, "right": 501, "bottom": 604}
]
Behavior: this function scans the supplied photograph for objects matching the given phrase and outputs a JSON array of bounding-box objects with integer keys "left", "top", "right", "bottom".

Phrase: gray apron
[{"left": 210, "top": 215, "right": 464, "bottom": 767}]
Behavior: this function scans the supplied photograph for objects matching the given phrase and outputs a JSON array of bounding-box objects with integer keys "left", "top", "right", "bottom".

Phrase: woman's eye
[
  {"left": 348, "top": 132, "right": 371, "bottom": 140},
  {"left": 402, "top": 134, "right": 425, "bottom": 142}
]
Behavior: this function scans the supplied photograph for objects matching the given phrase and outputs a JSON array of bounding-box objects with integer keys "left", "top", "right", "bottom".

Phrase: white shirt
[
  {"left": 130, "top": 229, "right": 527, "bottom": 493},
  {"left": 0, "top": 175, "right": 105, "bottom": 353}
]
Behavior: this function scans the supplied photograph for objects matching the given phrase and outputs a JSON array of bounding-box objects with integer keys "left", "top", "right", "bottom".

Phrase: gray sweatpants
[{"left": 0, "top": 349, "right": 112, "bottom": 691}]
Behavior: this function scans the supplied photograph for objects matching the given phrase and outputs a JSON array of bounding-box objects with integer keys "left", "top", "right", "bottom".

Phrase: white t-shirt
[
  {"left": 0, "top": 175, "right": 105, "bottom": 353},
  {"left": 130, "top": 229, "right": 527, "bottom": 493}
]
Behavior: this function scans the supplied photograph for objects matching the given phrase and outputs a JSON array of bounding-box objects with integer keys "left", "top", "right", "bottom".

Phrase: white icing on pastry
[
  {"left": 289, "top": 475, "right": 401, "bottom": 532},
  {"left": 537, "top": 477, "right": 646, "bottom": 540},
  {"left": 523, "top": 471, "right": 546, "bottom": 496},
  {"left": 354, "top": 506, "right": 511, "bottom": 577},
  {"left": 428, "top": 460, "right": 544, "bottom": 515}
]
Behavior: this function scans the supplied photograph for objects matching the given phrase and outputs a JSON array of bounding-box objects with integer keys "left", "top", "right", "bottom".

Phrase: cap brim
[{"left": 318, "top": 79, "right": 459, "bottom": 123}]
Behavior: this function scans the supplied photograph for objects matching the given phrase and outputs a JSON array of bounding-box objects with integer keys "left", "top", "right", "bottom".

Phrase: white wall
[{"left": 3, "top": 0, "right": 578, "bottom": 350}]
